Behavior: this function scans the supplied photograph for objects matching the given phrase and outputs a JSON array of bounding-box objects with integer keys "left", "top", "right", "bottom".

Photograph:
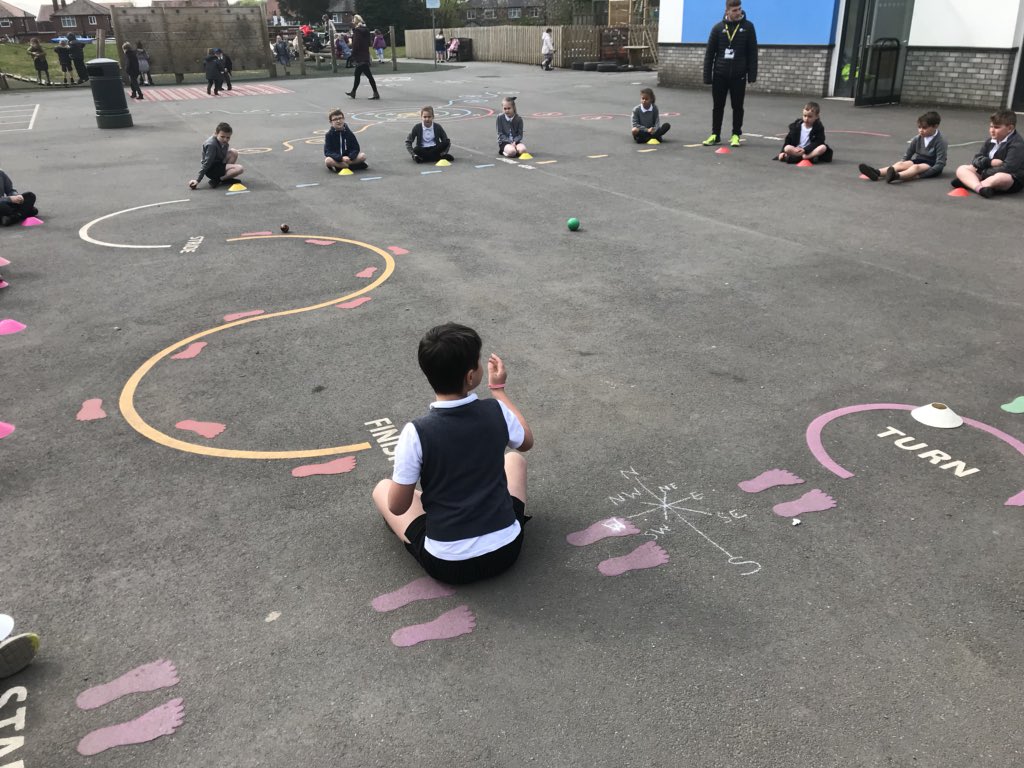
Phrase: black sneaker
[
  {"left": 208, "top": 178, "right": 221, "bottom": 188},
  {"left": 351, "top": 161, "right": 368, "bottom": 171},
  {"left": 978, "top": 186, "right": 994, "bottom": 198},
  {"left": 885, "top": 166, "right": 898, "bottom": 183},
  {"left": 950, "top": 178, "right": 967, "bottom": 189},
  {"left": 442, "top": 153, "right": 454, "bottom": 162},
  {"left": 858, "top": 163, "right": 880, "bottom": 181}
]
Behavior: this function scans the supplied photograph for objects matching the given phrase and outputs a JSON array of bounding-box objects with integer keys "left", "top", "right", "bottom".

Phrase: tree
[
  {"left": 278, "top": 0, "right": 329, "bottom": 23},
  {"left": 353, "top": 0, "right": 432, "bottom": 41}
]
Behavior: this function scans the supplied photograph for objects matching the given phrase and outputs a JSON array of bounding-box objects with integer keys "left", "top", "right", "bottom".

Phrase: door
[{"left": 854, "top": 0, "right": 916, "bottom": 106}]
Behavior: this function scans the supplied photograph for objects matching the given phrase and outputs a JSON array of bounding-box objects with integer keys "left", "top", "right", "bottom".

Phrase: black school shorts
[{"left": 403, "top": 498, "right": 529, "bottom": 585}]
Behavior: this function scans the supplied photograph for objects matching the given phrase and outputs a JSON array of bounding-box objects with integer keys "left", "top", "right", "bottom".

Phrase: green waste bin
[{"left": 86, "top": 58, "right": 133, "bottom": 129}]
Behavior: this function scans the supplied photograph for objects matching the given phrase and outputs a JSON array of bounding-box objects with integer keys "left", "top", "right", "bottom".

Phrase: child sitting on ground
[
  {"left": 405, "top": 106, "right": 454, "bottom": 163},
  {"left": 187, "top": 122, "right": 244, "bottom": 189},
  {"left": 859, "top": 111, "right": 946, "bottom": 183},
  {"left": 775, "top": 101, "right": 833, "bottom": 164},
  {"left": 496, "top": 96, "right": 527, "bottom": 158},
  {"left": 631, "top": 87, "right": 670, "bottom": 143},
  {"left": 951, "top": 108, "right": 1024, "bottom": 198},
  {"left": 0, "top": 169, "right": 39, "bottom": 226},
  {"left": 372, "top": 323, "right": 533, "bottom": 585},
  {"left": 323, "top": 109, "right": 367, "bottom": 172}
]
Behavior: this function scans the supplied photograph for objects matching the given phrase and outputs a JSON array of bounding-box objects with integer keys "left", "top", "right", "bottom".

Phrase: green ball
[{"left": 567, "top": 217, "right": 580, "bottom": 231}]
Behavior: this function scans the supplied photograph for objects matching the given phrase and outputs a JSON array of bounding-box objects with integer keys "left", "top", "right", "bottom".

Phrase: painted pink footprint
[
  {"left": 76, "top": 698, "right": 185, "bottom": 756},
  {"left": 336, "top": 297, "right": 371, "bottom": 310},
  {"left": 373, "top": 577, "right": 456, "bottom": 613},
  {"left": 355, "top": 267, "right": 378, "bottom": 278},
  {"left": 175, "top": 420, "right": 225, "bottom": 439},
  {"left": 170, "top": 342, "right": 207, "bottom": 360},
  {"left": 391, "top": 605, "right": 476, "bottom": 647},
  {"left": 77, "top": 659, "right": 180, "bottom": 710},
  {"left": 773, "top": 489, "right": 836, "bottom": 518},
  {"left": 597, "top": 541, "right": 669, "bottom": 576},
  {"left": 566, "top": 517, "right": 640, "bottom": 546},
  {"left": 738, "top": 468, "right": 804, "bottom": 493},
  {"left": 223, "top": 309, "right": 264, "bottom": 322},
  {"left": 1005, "top": 490, "right": 1024, "bottom": 507},
  {"left": 387, "top": 246, "right": 409, "bottom": 255},
  {"left": 76, "top": 398, "right": 107, "bottom": 421},
  {"left": 291, "top": 456, "right": 357, "bottom": 477}
]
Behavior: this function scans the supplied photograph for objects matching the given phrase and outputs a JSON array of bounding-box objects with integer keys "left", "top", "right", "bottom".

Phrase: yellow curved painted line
[{"left": 119, "top": 234, "right": 396, "bottom": 459}]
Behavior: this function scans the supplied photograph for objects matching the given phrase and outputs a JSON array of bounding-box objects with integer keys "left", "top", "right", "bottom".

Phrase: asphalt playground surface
[{"left": 1, "top": 60, "right": 1023, "bottom": 767}]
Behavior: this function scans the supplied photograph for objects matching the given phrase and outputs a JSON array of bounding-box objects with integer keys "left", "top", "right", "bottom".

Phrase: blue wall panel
[{"left": 681, "top": 0, "right": 840, "bottom": 45}]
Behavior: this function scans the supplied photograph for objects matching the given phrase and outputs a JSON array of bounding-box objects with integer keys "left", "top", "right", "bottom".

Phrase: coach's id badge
[{"left": 723, "top": 48, "right": 735, "bottom": 60}]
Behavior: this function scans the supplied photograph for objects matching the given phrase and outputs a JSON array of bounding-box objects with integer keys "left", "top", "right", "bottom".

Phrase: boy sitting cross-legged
[{"left": 372, "top": 323, "right": 534, "bottom": 585}]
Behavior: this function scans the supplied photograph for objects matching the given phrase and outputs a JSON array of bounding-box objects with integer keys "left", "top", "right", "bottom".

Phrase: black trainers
[
  {"left": 978, "top": 186, "right": 994, "bottom": 198},
  {"left": 858, "top": 163, "right": 880, "bottom": 181},
  {"left": 208, "top": 178, "right": 221, "bottom": 188},
  {"left": 442, "top": 153, "right": 454, "bottom": 162},
  {"left": 885, "top": 166, "right": 898, "bottom": 183},
  {"left": 950, "top": 178, "right": 967, "bottom": 189}
]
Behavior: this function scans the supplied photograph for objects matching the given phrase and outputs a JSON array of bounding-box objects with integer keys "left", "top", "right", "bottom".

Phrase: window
[
  {"left": 465, "top": 9, "right": 475, "bottom": 18},
  {"left": 87, "top": 15, "right": 97, "bottom": 24},
  {"left": 0, "top": 19, "right": 10, "bottom": 27},
  {"left": 508, "top": 7, "right": 521, "bottom": 18},
  {"left": 527, "top": 7, "right": 540, "bottom": 17},
  {"left": 483, "top": 8, "right": 495, "bottom": 18},
  {"left": 61, "top": 16, "right": 76, "bottom": 27}
]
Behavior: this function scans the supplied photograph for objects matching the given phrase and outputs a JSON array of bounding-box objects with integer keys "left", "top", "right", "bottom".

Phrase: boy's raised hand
[{"left": 487, "top": 353, "right": 507, "bottom": 388}]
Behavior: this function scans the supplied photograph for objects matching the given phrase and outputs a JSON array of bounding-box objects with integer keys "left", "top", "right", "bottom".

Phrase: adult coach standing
[
  {"left": 346, "top": 15, "right": 380, "bottom": 100},
  {"left": 702, "top": 0, "right": 757, "bottom": 148}
]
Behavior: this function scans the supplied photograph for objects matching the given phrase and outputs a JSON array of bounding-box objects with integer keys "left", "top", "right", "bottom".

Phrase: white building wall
[
  {"left": 658, "top": 0, "right": 683, "bottom": 44},
  {"left": 908, "top": 0, "right": 1023, "bottom": 48}
]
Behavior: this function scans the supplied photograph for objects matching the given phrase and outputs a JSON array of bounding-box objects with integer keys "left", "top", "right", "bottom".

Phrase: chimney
[
  {"left": 60, "top": 0, "right": 66, "bottom": 8},
  {"left": 52, "top": 0, "right": 58, "bottom": 13}
]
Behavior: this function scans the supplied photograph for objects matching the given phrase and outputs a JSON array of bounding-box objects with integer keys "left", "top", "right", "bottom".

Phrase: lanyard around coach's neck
[{"left": 724, "top": 22, "right": 741, "bottom": 44}]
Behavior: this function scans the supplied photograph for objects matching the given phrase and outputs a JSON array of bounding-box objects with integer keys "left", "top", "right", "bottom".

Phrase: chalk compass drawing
[{"left": 570, "top": 467, "right": 762, "bottom": 577}]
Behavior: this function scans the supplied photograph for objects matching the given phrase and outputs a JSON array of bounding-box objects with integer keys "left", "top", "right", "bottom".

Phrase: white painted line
[
  {"left": 79, "top": 199, "right": 189, "bottom": 249},
  {"left": 474, "top": 164, "right": 495, "bottom": 168},
  {"left": 27, "top": 104, "right": 39, "bottom": 131},
  {"left": 360, "top": 176, "right": 382, "bottom": 181},
  {"left": 420, "top": 170, "right": 442, "bottom": 175}
]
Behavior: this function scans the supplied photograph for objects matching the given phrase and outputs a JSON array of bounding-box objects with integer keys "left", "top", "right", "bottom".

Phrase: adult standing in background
[
  {"left": 702, "top": 0, "right": 757, "bottom": 148},
  {"left": 67, "top": 33, "right": 88, "bottom": 83},
  {"left": 346, "top": 15, "right": 380, "bottom": 100},
  {"left": 540, "top": 28, "right": 554, "bottom": 70}
]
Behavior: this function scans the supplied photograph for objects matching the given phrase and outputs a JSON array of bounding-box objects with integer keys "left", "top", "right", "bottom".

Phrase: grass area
[{"left": 0, "top": 40, "right": 109, "bottom": 79}]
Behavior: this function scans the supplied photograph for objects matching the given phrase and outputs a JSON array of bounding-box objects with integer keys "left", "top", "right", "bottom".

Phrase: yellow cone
[
  {"left": 228, "top": 183, "right": 247, "bottom": 191},
  {"left": 435, "top": 159, "right": 451, "bottom": 167},
  {"left": 339, "top": 168, "right": 354, "bottom": 176},
  {"left": 647, "top": 138, "right": 660, "bottom": 145},
  {"left": 518, "top": 152, "right": 533, "bottom": 159}
]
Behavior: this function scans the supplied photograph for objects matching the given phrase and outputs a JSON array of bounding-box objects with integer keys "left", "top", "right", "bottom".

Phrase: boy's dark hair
[
  {"left": 917, "top": 111, "right": 940, "bottom": 128},
  {"left": 418, "top": 323, "right": 482, "bottom": 395},
  {"left": 215, "top": 122, "right": 232, "bottom": 134},
  {"left": 726, "top": 0, "right": 741, "bottom": 8},
  {"left": 991, "top": 109, "right": 1017, "bottom": 128},
  {"left": 804, "top": 101, "right": 820, "bottom": 114},
  {"left": 640, "top": 87, "right": 655, "bottom": 102},
  {"left": 328, "top": 108, "right": 344, "bottom": 121},
  {"left": 421, "top": 105, "right": 434, "bottom": 117}
]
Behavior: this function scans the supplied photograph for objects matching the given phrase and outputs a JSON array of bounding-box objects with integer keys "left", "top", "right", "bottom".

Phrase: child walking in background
[
  {"left": 371, "top": 322, "right": 533, "bottom": 586},
  {"left": 496, "top": 96, "right": 526, "bottom": 158},
  {"left": 631, "top": 88, "right": 670, "bottom": 143},
  {"left": 775, "top": 101, "right": 833, "bottom": 164},
  {"left": 54, "top": 39, "right": 73, "bottom": 86},
  {"left": 27, "top": 38, "right": 50, "bottom": 86},
  {"left": 203, "top": 47, "right": 224, "bottom": 95},
  {"left": 323, "top": 109, "right": 368, "bottom": 172},
  {"left": 405, "top": 106, "right": 453, "bottom": 163},
  {"left": 122, "top": 42, "right": 143, "bottom": 100},
  {"left": 859, "top": 111, "right": 946, "bottom": 183},
  {"left": 136, "top": 42, "right": 154, "bottom": 85},
  {"left": 373, "top": 30, "right": 386, "bottom": 63}
]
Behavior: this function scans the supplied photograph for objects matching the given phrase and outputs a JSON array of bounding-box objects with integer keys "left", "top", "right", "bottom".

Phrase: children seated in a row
[
  {"left": 775, "top": 101, "right": 832, "bottom": 164},
  {"left": 859, "top": 111, "right": 946, "bottom": 183},
  {"left": 631, "top": 88, "right": 670, "bottom": 144},
  {"left": 497, "top": 96, "right": 527, "bottom": 158},
  {"left": 323, "top": 109, "right": 367, "bottom": 172},
  {"left": 952, "top": 109, "right": 1024, "bottom": 199},
  {"left": 405, "top": 106, "right": 454, "bottom": 164}
]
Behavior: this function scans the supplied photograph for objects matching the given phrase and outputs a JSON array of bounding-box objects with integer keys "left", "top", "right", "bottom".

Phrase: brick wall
[
  {"left": 658, "top": 43, "right": 831, "bottom": 95},
  {"left": 901, "top": 48, "right": 1014, "bottom": 108}
]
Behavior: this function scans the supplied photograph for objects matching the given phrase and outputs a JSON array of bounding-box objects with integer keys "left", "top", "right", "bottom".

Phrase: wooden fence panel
[{"left": 406, "top": 25, "right": 605, "bottom": 67}]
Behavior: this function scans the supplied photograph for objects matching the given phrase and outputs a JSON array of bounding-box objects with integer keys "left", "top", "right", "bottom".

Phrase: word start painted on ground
[
  {"left": 0, "top": 685, "right": 28, "bottom": 768},
  {"left": 876, "top": 426, "right": 980, "bottom": 477},
  {"left": 179, "top": 235, "right": 204, "bottom": 254},
  {"left": 608, "top": 467, "right": 761, "bottom": 576},
  {"left": 365, "top": 418, "right": 400, "bottom": 463}
]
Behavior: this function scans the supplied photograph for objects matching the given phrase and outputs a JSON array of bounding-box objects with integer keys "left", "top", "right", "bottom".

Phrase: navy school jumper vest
[{"left": 413, "top": 399, "right": 516, "bottom": 542}]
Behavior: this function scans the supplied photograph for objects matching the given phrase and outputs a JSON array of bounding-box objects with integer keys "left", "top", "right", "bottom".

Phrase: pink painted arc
[
  {"left": 806, "top": 402, "right": 1024, "bottom": 507},
  {"left": 175, "top": 419, "right": 226, "bottom": 439},
  {"left": 356, "top": 267, "right": 378, "bottom": 278},
  {"left": 336, "top": 297, "right": 371, "bottom": 309},
  {"left": 76, "top": 698, "right": 185, "bottom": 756},
  {"left": 387, "top": 246, "right": 410, "bottom": 255},
  {"left": 76, "top": 398, "right": 107, "bottom": 421},
  {"left": 170, "top": 341, "right": 208, "bottom": 360},
  {"left": 391, "top": 605, "right": 476, "bottom": 647},
  {"left": 0, "top": 422, "right": 14, "bottom": 439},
  {"left": 223, "top": 309, "right": 265, "bottom": 322},
  {"left": 0, "top": 319, "right": 27, "bottom": 335},
  {"left": 291, "top": 456, "right": 357, "bottom": 477},
  {"left": 305, "top": 238, "right": 335, "bottom": 246}
]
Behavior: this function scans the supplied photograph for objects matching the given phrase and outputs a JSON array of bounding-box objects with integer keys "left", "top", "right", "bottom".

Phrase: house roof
[
  {"left": 0, "top": 0, "right": 35, "bottom": 18},
  {"left": 37, "top": 4, "right": 54, "bottom": 21},
  {"left": 52, "top": 0, "right": 111, "bottom": 16}
]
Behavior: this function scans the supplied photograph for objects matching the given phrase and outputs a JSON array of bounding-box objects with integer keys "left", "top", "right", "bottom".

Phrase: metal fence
[{"left": 406, "top": 24, "right": 657, "bottom": 68}]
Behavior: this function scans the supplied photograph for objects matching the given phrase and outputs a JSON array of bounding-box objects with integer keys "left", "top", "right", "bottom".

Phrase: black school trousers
[
  {"left": 711, "top": 75, "right": 747, "bottom": 137},
  {"left": 350, "top": 62, "right": 377, "bottom": 94}
]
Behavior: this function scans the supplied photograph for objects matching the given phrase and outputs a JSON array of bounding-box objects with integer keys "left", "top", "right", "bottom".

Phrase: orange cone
[
  {"left": 796, "top": 159, "right": 813, "bottom": 167},
  {"left": 715, "top": 147, "right": 731, "bottom": 155},
  {"left": 947, "top": 188, "right": 970, "bottom": 197}
]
